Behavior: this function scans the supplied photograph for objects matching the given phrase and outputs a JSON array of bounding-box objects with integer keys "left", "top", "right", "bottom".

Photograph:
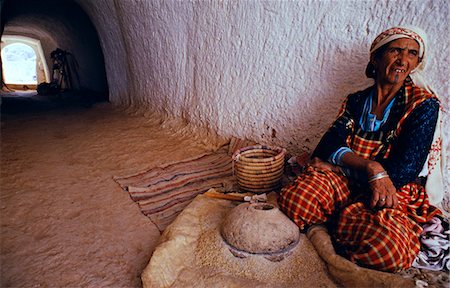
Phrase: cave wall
[
  {"left": 2, "top": 0, "right": 448, "bottom": 161},
  {"left": 73, "top": 0, "right": 129, "bottom": 104},
  {"left": 1, "top": 0, "right": 107, "bottom": 94},
  {"left": 77, "top": 0, "right": 448, "bottom": 155}
]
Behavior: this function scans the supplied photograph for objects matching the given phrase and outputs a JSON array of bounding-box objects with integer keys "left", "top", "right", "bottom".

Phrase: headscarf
[
  {"left": 370, "top": 26, "right": 448, "bottom": 215},
  {"left": 370, "top": 26, "right": 426, "bottom": 58}
]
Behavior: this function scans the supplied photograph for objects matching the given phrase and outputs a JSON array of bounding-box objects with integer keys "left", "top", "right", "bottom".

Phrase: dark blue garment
[{"left": 380, "top": 98, "right": 439, "bottom": 188}]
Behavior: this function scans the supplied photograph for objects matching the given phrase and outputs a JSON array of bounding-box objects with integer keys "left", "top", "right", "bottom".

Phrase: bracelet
[{"left": 368, "top": 171, "right": 389, "bottom": 183}]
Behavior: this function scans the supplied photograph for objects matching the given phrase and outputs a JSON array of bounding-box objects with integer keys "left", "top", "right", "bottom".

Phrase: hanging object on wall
[{"left": 37, "top": 48, "right": 79, "bottom": 95}]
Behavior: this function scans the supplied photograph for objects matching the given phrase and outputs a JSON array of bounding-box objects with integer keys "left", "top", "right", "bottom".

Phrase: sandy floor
[
  {"left": 1, "top": 92, "right": 448, "bottom": 288},
  {"left": 0, "top": 93, "right": 226, "bottom": 287}
]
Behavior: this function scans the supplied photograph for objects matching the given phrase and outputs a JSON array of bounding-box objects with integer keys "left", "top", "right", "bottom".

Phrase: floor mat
[{"left": 113, "top": 152, "right": 236, "bottom": 231}]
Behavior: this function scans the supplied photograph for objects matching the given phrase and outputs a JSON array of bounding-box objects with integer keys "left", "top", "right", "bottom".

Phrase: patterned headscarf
[{"left": 370, "top": 26, "right": 426, "bottom": 59}]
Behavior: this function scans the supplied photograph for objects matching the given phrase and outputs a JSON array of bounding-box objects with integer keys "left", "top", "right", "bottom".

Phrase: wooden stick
[{"left": 203, "top": 190, "right": 246, "bottom": 201}]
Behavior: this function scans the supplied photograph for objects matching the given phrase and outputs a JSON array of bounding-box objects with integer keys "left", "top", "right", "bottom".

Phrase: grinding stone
[{"left": 221, "top": 202, "right": 300, "bottom": 255}]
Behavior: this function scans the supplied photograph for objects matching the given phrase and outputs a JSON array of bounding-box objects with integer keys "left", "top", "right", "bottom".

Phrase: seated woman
[{"left": 279, "top": 26, "right": 445, "bottom": 273}]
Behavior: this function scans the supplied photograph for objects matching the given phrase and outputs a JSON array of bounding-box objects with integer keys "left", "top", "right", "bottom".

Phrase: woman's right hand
[{"left": 309, "top": 157, "right": 342, "bottom": 174}]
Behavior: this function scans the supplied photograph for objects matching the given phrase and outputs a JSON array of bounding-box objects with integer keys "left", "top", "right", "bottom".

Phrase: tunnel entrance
[
  {"left": 1, "top": 35, "right": 50, "bottom": 91},
  {"left": 1, "top": 0, "right": 109, "bottom": 106}
]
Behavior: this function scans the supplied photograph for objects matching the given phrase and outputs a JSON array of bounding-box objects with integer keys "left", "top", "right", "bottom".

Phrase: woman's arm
[
  {"left": 312, "top": 95, "right": 358, "bottom": 161},
  {"left": 341, "top": 152, "right": 398, "bottom": 208}
]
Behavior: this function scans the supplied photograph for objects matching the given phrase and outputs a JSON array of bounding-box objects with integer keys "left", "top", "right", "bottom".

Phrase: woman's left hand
[
  {"left": 369, "top": 176, "right": 398, "bottom": 209},
  {"left": 338, "top": 154, "right": 399, "bottom": 209}
]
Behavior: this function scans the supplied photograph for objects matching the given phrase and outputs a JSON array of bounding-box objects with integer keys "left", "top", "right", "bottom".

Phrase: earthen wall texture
[{"left": 80, "top": 0, "right": 449, "bottom": 157}]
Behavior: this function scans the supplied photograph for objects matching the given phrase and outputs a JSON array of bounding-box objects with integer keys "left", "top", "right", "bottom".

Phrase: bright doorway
[{"left": 1, "top": 35, "right": 50, "bottom": 90}]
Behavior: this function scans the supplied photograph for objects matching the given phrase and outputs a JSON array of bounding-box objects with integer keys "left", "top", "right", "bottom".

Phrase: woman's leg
[
  {"left": 279, "top": 166, "right": 351, "bottom": 230},
  {"left": 334, "top": 183, "right": 438, "bottom": 272}
]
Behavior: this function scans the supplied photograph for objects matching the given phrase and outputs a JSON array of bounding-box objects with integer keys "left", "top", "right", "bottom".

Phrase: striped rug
[{"left": 113, "top": 151, "right": 237, "bottom": 232}]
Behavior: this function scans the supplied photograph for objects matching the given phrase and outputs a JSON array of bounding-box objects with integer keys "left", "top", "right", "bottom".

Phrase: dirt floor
[
  {"left": 0, "top": 91, "right": 226, "bottom": 287},
  {"left": 1, "top": 91, "right": 448, "bottom": 288}
]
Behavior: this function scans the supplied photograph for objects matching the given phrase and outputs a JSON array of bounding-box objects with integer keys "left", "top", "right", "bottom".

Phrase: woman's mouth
[{"left": 394, "top": 68, "right": 406, "bottom": 73}]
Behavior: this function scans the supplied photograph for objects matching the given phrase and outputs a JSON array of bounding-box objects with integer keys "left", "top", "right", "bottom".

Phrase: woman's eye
[
  {"left": 389, "top": 48, "right": 401, "bottom": 54},
  {"left": 409, "top": 50, "right": 418, "bottom": 56}
]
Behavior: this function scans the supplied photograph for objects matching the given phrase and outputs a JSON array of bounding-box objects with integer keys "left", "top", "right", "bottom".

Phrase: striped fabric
[
  {"left": 279, "top": 83, "right": 440, "bottom": 272},
  {"left": 114, "top": 152, "right": 236, "bottom": 232}
]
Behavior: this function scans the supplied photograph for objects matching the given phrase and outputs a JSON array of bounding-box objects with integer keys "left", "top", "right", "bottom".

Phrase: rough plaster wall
[
  {"left": 75, "top": 0, "right": 128, "bottom": 103},
  {"left": 82, "top": 0, "right": 448, "bottom": 154}
]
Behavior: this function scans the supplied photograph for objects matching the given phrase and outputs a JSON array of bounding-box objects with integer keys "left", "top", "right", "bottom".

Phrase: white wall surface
[{"left": 79, "top": 0, "right": 449, "bottom": 156}]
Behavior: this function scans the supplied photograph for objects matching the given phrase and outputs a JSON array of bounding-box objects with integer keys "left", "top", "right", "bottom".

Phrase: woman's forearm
[
  {"left": 341, "top": 151, "right": 398, "bottom": 208},
  {"left": 341, "top": 152, "right": 385, "bottom": 178}
]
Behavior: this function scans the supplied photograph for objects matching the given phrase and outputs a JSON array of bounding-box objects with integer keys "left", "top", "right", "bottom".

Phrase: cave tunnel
[
  {"left": 0, "top": 0, "right": 449, "bottom": 286},
  {"left": 0, "top": 0, "right": 108, "bottom": 113}
]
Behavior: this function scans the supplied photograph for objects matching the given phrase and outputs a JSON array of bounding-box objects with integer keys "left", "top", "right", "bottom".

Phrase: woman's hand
[
  {"left": 369, "top": 176, "right": 398, "bottom": 209},
  {"left": 339, "top": 153, "right": 399, "bottom": 209},
  {"left": 309, "top": 157, "right": 342, "bottom": 174},
  {"left": 366, "top": 162, "right": 398, "bottom": 209}
]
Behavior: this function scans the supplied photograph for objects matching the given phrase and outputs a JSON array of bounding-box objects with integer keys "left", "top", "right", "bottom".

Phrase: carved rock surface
[{"left": 221, "top": 202, "right": 299, "bottom": 255}]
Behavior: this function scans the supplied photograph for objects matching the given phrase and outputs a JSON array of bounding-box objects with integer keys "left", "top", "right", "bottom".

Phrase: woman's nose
[{"left": 395, "top": 52, "right": 406, "bottom": 65}]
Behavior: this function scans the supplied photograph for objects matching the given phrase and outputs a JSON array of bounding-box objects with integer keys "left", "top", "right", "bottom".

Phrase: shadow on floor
[{"left": 0, "top": 89, "right": 108, "bottom": 115}]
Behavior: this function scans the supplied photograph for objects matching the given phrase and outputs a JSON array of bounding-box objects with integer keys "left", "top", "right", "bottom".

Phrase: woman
[{"left": 279, "top": 26, "right": 444, "bottom": 272}]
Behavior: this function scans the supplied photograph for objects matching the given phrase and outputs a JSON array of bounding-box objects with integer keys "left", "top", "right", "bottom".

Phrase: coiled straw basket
[{"left": 232, "top": 145, "right": 286, "bottom": 194}]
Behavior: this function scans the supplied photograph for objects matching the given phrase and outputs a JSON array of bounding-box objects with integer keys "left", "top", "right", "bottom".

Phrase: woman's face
[{"left": 373, "top": 38, "right": 421, "bottom": 85}]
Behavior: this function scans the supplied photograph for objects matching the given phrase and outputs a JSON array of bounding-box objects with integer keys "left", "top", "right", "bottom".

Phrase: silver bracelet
[{"left": 368, "top": 171, "right": 389, "bottom": 183}]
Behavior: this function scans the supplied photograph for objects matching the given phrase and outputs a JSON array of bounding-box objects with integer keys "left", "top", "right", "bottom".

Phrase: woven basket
[{"left": 233, "top": 145, "right": 286, "bottom": 194}]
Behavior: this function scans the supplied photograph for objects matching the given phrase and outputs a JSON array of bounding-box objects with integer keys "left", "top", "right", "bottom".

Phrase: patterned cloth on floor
[{"left": 412, "top": 216, "right": 450, "bottom": 271}]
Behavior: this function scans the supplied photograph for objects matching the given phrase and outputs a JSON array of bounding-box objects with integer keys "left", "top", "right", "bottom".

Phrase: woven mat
[
  {"left": 113, "top": 138, "right": 256, "bottom": 231},
  {"left": 113, "top": 152, "right": 237, "bottom": 231}
]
